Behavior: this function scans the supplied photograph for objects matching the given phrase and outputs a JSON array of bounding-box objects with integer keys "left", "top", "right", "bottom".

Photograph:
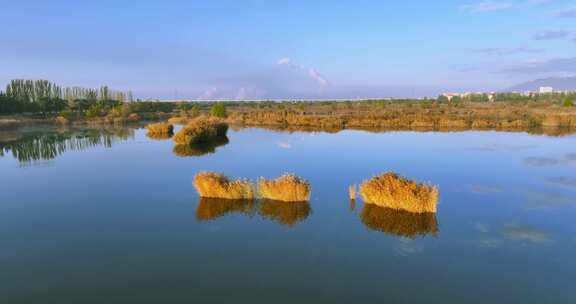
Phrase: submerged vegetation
[
  {"left": 360, "top": 204, "right": 438, "bottom": 238},
  {"left": 173, "top": 117, "right": 229, "bottom": 146},
  {"left": 359, "top": 172, "right": 438, "bottom": 213},
  {"left": 193, "top": 172, "right": 255, "bottom": 200},
  {"left": 258, "top": 174, "right": 311, "bottom": 202},
  {"left": 145, "top": 122, "right": 174, "bottom": 139}
]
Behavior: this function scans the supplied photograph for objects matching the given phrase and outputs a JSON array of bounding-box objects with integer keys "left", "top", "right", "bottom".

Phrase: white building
[{"left": 539, "top": 86, "right": 553, "bottom": 94}]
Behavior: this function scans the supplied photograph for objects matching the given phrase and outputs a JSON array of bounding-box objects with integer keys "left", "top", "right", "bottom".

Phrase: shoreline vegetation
[{"left": 2, "top": 79, "right": 576, "bottom": 137}]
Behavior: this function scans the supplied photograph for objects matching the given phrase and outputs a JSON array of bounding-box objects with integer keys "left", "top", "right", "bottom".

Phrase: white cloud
[
  {"left": 308, "top": 68, "right": 329, "bottom": 87},
  {"left": 277, "top": 57, "right": 330, "bottom": 87},
  {"left": 198, "top": 87, "right": 218, "bottom": 99},
  {"left": 461, "top": 0, "right": 552, "bottom": 13},
  {"left": 461, "top": 1, "right": 514, "bottom": 12}
]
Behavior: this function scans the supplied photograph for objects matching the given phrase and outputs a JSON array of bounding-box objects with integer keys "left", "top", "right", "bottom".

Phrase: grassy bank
[{"left": 224, "top": 101, "right": 576, "bottom": 132}]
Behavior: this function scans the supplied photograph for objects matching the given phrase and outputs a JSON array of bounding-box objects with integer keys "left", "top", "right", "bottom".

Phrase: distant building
[{"left": 539, "top": 86, "right": 553, "bottom": 94}]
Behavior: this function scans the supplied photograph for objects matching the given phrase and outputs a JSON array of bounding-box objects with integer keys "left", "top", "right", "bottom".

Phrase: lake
[{"left": 1, "top": 125, "right": 575, "bottom": 303}]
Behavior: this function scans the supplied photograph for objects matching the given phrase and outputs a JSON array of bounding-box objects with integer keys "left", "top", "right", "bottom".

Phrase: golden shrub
[
  {"left": 173, "top": 116, "right": 228, "bottom": 146},
  {"left": 258, "top": 174, "right": 310, "bottom": 202},
  {"left": 359, "top": 172, "right": 438, "bottom": 213},
  {"left": 193, "top": 172, "right": 254, "bottom": 200},
  {"left": 145, "top": 122, "right": 174, "bottom": 137}
]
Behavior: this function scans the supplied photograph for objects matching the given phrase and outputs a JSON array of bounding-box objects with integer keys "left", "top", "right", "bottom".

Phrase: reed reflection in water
[
  {"left": 173, "top": 136, "right": 229, "bottom": 157},
  {"left": 196, "top": 197, "right": 312, "bottom": 227},
  {"left": 360, "top": 203, "right": 438, "bottom": 238},
  {"left": 196, "top": 198, "right": 256, "bottom": 221}
]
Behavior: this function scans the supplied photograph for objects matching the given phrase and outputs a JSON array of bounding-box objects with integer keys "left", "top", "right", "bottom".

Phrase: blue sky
[{"left": 1, "top": 0, "right": 575, "bottom": 99}]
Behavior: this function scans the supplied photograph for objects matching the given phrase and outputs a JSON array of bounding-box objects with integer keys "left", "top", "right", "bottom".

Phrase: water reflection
[
  {"left": 360, "top": 204, "right": 438, "bottom": 238},
  {"left": 146, "top": 133, "right": 173, "bottom": 140},
  {"left": 196, "top": 198, "right": 256, "bottom": 221},
  {"left": 259, "top": 199, "right": 311, "bottom": 227},
  {"left": 173, "top": 137, "right": 229, "bottom": 157},
  {"left": 0, "top": 127, "right": 133, "bottom": 164},
  {"left": 195, "top": 198, "right": 312, "bottom": 227}
]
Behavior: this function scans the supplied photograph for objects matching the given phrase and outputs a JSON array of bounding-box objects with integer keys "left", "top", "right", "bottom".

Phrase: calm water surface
[{"left": 1, "top": 125, "right": 575, "bottom": 303}]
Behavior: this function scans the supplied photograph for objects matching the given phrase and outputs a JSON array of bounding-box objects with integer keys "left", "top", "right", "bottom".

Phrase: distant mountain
[{"left": 506, "top": 76, "right": 576, "bottom": 92}]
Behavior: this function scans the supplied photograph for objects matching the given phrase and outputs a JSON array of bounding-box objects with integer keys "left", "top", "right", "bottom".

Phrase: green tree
[
  {"left": 563, "top": 98, "right": 574, "bottom": 107},
  {"left": 210, "top": 103, "right": 227, "bottom": 118}
]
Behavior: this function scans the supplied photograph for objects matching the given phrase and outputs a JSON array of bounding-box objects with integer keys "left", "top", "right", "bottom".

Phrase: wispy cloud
[
  {"left": 472, "top": 47, "right": 545, "bottom": 55},
  {"left": 531, "top": 29, "right": 576, "bottom": 41},
  {"left": 277, "top": 57, "right": 330, "bottom": 87},
  {"left": 198, "top": 87, "right": 219, "bottom": 99},
  {"left": 461, "top": 1, "right": 514, "bottom": 12},
  {"left": 500, "top": 57, "right": 576, "bottom": 74},
  {"left": 546, "top": 177, "right": 576, "bottom": 188},
  {"left": 461, "top": 0, "right": 553, "bottom": 13},
  {"left": 552, "top": 7, "right": 576, "bottom": 18}
]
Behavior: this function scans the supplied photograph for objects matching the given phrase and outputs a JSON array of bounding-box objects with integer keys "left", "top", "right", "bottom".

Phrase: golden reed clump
[
  {"left": 145, "top": 122, "right": 174, "bottom": 137},
  {"left": 360, "top": 204, "right": 438, "bottom": 238},
  {"left": 359, "top": 172, "right": 438, "bottom": 213},
  {"left": 257, "top": 174, "right": 311, "bottom": 202},
  {"left": 193, "top": 172, "right": 255, "bottom": 200},
  {"left": 173, "top": 116, "right": 228, "bottom": 146}
]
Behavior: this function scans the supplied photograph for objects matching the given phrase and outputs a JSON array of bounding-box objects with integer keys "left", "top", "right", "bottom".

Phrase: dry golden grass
[
  {"left": 360, "top": 204, "right": 438, "bottom": 238},
  {"left": 349, "top": 184, "right": 356, "bottom": 200},
  {"left": 195, "top": 197, "right": 255, "bottom": 221},
  {"left": 145, "top": 122, "right": 174, "bottom": 138},
  {"left": 193, "top": 172, "right": 254, "bottom": 200},
  {"left": 259, "top": 199, "right": 311, "bottom": 227},
  {"left": 226, "top": 101, "right": 576, "bottom": 131},
  {"left": 359, "top": 172, "right": 438, "bottom": 213},
  {"left": 173, "top": 116, "right": 228, "bottom": 145},
  {"left": 257, "top": 174, "right": 310, "bottom": 202},
  {"left": 168, "top": 116, "right": 190, "bottom": 125}
]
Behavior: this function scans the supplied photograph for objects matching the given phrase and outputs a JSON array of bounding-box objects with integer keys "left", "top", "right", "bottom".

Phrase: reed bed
[
  {"left": 360, "top": 204, "right": 438, "bottom": 238},
  {"left": 195, "top": 197, "right": 256, "bottom": 221},
  {"left": 349, "top": 184, "right": 356, "bottom": 200},
  {"left": 258, "top": 174, "right": 310, "bottom": 202},
  {"left": 173, "top": 116, "right": 228, "bottom": 146},
  {"left": 259, "top": 199, "right": 311, "bottom": 227},
  {"left": 193, "top": 172, "right": 255, "bottom": 200},
  {"left": 359, "top": 172, "right": 438, "bottom": 213},
  {"left": 146, "top": 122, "right": 174, "bottom": 136}
]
